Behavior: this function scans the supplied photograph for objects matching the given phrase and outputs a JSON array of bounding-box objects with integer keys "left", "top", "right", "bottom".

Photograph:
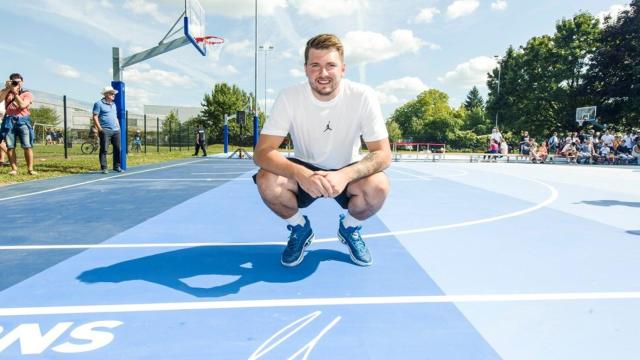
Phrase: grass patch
[{"left": 0, "top": 143, "right": 229, "bottom": 186}]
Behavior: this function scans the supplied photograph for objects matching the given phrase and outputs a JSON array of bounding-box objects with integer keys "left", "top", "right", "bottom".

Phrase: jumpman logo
[{"left": 324, "top": 121, "right": 333, "bottom": 133}]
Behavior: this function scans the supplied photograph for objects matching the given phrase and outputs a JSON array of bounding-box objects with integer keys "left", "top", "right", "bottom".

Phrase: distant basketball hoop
[{"left": 576, "top": 106, "right": 597, "bottom": 127}]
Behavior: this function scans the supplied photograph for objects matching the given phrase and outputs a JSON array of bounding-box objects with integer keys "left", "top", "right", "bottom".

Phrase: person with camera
[
  {"left": 0, "top": 73, "right": 36, "bottom": 175},
  {"left": 92, "top": 86, "right": 122, "bottom": 174}
]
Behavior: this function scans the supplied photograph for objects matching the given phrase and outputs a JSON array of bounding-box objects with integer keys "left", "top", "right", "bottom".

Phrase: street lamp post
[
  {"left": 494, "top": 55, "right": 502, "bottom": 128},
  {"left": 258, "top": 44, "right": 274, "bottom": 115}
]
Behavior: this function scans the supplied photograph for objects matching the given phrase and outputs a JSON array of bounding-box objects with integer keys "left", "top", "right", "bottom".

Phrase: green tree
[
  {"left": 389, "top": 89, "right": 461, "bottom": 143},
  {"left": 200, "top": 83, "right": 256, "bottom": 146},
  {"left": 385, "top": 120, "right": 402, "bottom": 143},
  {"left": 161, "top": 110, "right": 180, "bottom": 144},
  {"left": 30, "top": 106, "right": 60, "bottom": 141},
  {"left": 585, "top": 0, "right": 639, "bottom": 128},
  {"left": 486, "top": 13, "right": 601, "bottom": 137},
  {"left": 463, "top": 86, "right": 484, "bottom": 111}
]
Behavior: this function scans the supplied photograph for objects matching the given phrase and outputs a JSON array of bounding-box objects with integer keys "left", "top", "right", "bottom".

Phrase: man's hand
[
  {"left": 315, "top": 170, "right": 350, "bottom": 197},
  {"left": 296, "top": 171, "right": 333, "bottom": 198}
]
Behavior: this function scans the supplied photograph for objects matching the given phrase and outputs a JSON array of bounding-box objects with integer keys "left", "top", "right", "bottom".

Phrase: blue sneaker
[
  {"left": 281, "top": 216, "right": 314, "bottom": 267},
  {"left": 338, "top": 214, "right": 372, "bottom": 266}
]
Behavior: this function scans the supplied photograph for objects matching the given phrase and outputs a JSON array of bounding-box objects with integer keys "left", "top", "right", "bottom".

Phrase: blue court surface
[{"left": 1, "top": 158, "right": 639, "bottom": 359}]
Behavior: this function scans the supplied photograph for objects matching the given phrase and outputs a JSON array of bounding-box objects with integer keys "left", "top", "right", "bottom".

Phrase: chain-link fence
[{"left": 25, "top": 89, "right": 201, "bottom": 158}]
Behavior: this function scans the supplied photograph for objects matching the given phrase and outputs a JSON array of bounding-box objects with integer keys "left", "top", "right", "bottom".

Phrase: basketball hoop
[
  {"left": 195, "top": 35, "right": 224, "bottom": 46},
  {"left": 577, "top": 119, "right": 585, "bottom": 127}
]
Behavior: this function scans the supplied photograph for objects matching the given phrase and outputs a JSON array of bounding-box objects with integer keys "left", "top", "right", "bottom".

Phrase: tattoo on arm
[{"left": 350, "top": 151, "right": 385, "bottom": 180}]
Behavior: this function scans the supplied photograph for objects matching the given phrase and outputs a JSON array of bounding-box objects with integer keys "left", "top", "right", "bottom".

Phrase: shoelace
[
  {"left": 286, "top": 224, "right": 301, "bottom": 250},
  {"left": 348, "top": 226, "right": 366, "bottom": 251}
]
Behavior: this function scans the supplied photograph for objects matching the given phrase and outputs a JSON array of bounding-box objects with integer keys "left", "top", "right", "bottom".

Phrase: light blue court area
[{"left": 1, "top": 159, "right": 639, "bottom": 359}]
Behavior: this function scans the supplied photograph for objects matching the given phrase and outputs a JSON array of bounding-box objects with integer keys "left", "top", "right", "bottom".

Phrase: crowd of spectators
[{"left": 486, "top": 127, "right": 640, "bottom": 165}]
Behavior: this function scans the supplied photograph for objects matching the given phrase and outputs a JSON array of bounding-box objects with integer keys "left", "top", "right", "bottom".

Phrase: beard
[{"left": 309, "top": 77, "right": 340, "bottom": 98}]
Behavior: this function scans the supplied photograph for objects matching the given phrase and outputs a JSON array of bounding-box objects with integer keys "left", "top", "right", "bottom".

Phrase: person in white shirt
[
  {"left": 601, "top": 130, "right": 614, "bottom": 147},
  {"left": 490, "top": 127, "right": 503, "bottom": 144},
  {"left": 253, "top": 34, "right": 391, "bottom": 267}
]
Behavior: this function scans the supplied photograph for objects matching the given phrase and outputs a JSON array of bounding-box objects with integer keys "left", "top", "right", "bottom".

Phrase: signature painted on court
[{"left": 248, "top": 311, "right": 341, "bottom": 360}]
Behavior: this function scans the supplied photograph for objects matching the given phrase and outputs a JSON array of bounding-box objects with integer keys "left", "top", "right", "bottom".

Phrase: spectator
[
  {"left": 45, "top": 128, "right": 53, "bottom": 145},
  {"left": 0, "top": 72, "right": 37, "bottom": 175},
  {"left": 193, "top": 126, "right": 207, "bottom": 157},
  {"left": 577, "top": 139, "right": 595, "bottom": 164},
  {"left": 520, "top": 130, "right": 530, "bottom": 158},
  {"left": 92, "top": 86, "right": 122, "bottom": 174},
  {"left": 490, "top": 127, "right": 503, "bottom": 144},
  {"left": 598, "top": 144, "right": 614, "bottom": 164},
  {"left": 499, "top": 140, "right": 508, "bottom": 156},
  {"left": 561, "top": 140, "right": 577, "bottom": 163},
  {"left": 537, "top": 141, "right": 548, "bottom": 163},
  {"left": 485, "top": 138, "right": 499, "bottom": 161},
  {"left": 547, "top": 131, "right": 559, "bottom": 161},
  {"left": 631, "top": 139, "right": 640, "bottom": 165},
  {"left": 131, "top": 130, "right": 142, "bottom": 152},
  {"left": 601, "top": 130, "right": 614, "bottom": 147},
  {"left": 0, "top": 100, "right": 6, "bottom": 165},
  {"left": 529, "top": 138, "right": 541, "bottom": 163}
]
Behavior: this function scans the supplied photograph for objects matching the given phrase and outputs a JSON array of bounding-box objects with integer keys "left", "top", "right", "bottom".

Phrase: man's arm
[
  {"left": 12, "top": 91, "right": 31, "bottom": 109},
  {"left": 253, "top": 134, "right": 332, "bottom": 198},
  {"left": 338, "top": 138, "right": 392, "bottom": 182},
  {"left": 0, "top": 80, "right": 12, "bottom": 101},
  {"left": 318, "top": 138, "right": 392, "bottom": 197},
  {"left": 92, "top": 114, "right": 102, "bottom": 132}
]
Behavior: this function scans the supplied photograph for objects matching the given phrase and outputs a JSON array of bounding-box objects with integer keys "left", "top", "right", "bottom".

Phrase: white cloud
[
  {"left": 125, "top": 86, "right": 155, "bottom": 112},
  {"left": 343, "top": 30, "right": 427, "bottom": 65},
  {"left": 491, "top": 0, "right": 507, "bottom": 11},
  {"left": 123, "top": 0, "right": 172, "bottom": 24},
  {"left": 414, "top": 7, "right": 440, "bottom": 23},
  {"left": 447, "top": 0, "right": 479, "bottom": 19},
  {"left": 438, "top": 56, "right": 497, "bottom": 89},
  {"left": 375, "top": 77, "right": 429, "bottom": 105},
  {"left": 100, "top": 0, "right": 113, "bottom": 8},
  {"left": 201, "top": 0, "right": 287, "bottom": 18},
  {"left": 45, "top": 59, "right": 81, "bottom": 78},
  {"left": 291, "top": 0, "right": 368, "bottom": 18},
  {"left": 597, "top": 4, "right": 631, "bottom": 25},
  {"left": 224, "top": 39, "right": 253, "bottom": 58},
  {"left": 289, "top": 68, "right": 305, "bottom": 78},
  {"left": 54, "top": 64, "right": 81, "bottom": 79},
  {"left": 123, "top": 63, "right": 192, "bottom": 87}
]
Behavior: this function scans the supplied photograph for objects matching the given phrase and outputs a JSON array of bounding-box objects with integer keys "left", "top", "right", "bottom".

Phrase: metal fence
[{"left": 24, "top": 89, "right": 200, "bottom": 157}]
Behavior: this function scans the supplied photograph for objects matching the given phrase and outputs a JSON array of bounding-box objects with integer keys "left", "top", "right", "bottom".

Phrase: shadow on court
[
  {"left": 578, "top": 200, "right": 640, "bottom": 208},
  {"left": 77, "top": 245, "right": 351, "bottom": 297},
  {"left": 627, "top": 230, "right": 640, "bottom": 236}
]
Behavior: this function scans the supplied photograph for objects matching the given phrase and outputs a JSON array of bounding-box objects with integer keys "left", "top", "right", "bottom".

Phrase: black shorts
[{"left": 253, "top": 158, "right": 351, "bottom": 209}]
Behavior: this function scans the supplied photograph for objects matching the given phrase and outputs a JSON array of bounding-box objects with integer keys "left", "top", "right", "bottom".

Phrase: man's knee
[
  {"left": 351, "top": 173, "right": 389, "bottom": 201},
  {"left": 256, "top": 170, "right": 284, "bottom": 198}
]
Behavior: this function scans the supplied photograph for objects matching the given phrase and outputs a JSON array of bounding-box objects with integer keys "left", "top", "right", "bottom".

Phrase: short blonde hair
[{"left": 304, "top": 34, "right": 344, "bottom": 64}]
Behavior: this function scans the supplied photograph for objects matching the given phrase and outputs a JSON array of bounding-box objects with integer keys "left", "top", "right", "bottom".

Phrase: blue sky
[{"left": 0, "top": 0, "right": 629, "bottom": 117}]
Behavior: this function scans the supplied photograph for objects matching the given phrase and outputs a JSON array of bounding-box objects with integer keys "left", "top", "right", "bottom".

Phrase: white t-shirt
[
  {"left": 601, "top": 134, "right": 614, "bottom": 146},
  {"left": 262, "top": 79, "right": 388, "bottom": 169}
]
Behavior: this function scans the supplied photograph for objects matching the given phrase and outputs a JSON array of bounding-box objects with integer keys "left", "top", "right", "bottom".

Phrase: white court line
[
  {"left": 2, "top": 291, "right": 639, "bottom": 316},
  {"left": 0, "top": 159, "right": 207, "bottom": 203},
  {"left": 0, "top": 171, "right": 558, "bottom": 250}
]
